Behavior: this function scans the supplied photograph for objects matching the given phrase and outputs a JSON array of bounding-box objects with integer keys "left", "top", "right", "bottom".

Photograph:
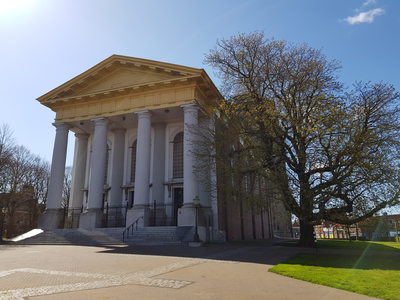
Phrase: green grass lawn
[
  {"left": 269, "top": 241, "right": 400, "bottom": 300},
  {"left": 279, "top": 239, "right": 400, "bottom": 252}
]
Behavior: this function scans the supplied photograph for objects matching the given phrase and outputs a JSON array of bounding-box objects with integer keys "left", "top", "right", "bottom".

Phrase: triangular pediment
[
  {"left": 80, "top": 68, "right": 177, "bottom": 95},
  {"left": 37, "top": 55, "right": 222, "bottom": 122},
  {"left": 37, "top": 55, "right": 203, "bottom": 103}
]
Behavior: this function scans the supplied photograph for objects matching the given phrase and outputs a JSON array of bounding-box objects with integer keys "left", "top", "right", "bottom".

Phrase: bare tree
[
  {"left": 0, "top": 124, "right": 15, "bottom": 239},
  {"left": 3, "top": 145, "right": 36, "bottom": 227},
  {"left": 0, "top": 127, "right": 51, "bottom": 235},
  {"left": 62, "top": 166, "right": 72, "bottom": 208},
  {"left": 0, "top": 124, "right": 14, "bottom": 193},
  {"left": 24, "top": 156, "right": 50, "bottom": 227}
]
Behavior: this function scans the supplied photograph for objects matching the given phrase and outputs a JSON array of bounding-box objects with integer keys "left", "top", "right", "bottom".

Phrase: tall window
[
  {"left": 173, "top": 132, "right": 184, "bottom": 178},
  {"left": 104, "top": 144, "right": 110, "bottom": 185},
  {"left": 130, "top": 140, "right": 137, "bottom": 182}
]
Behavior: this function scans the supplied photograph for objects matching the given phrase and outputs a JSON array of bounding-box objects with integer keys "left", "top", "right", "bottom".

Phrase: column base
[
  {"left": 126, "top": 207, "right": 150, "bottom": 227},
  {"left": 177, "top": 205, "right": 196, "bottom": 226},
  {"left": 79, "top": 210, "right": 105, "bottom": 229},
  {"left": 178, "top": 204, "right": 205, "bottom": 227},
  {"left": 37, "top": 209, "right": 63, "bottom": 229}
]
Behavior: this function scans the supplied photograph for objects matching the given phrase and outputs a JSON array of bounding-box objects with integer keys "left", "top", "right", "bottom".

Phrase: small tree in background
[
  {"left": 0, "top": 124, "right": 51, "bottom": 237},
  {"left": 61, "top": 166, "right": 72, "bottom": 209}
]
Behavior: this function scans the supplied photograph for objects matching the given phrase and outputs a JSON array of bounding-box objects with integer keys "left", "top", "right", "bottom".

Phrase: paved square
[{"left": 0, "top": 243, "right": 377, "bottom": 300}]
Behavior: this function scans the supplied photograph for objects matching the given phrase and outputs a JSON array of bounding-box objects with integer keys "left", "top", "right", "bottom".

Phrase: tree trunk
[
  {"left": 355, "top": 223, "right": 358, "bottom": 241},
  {"left": 346, "top": 224, "right": 351, "bottom": 242},
  {"left": 0, "top": 213, "right": 4, "bottom": 241},
  {"left": 298, "top": 220, "right": 316, "bottom": 248}
]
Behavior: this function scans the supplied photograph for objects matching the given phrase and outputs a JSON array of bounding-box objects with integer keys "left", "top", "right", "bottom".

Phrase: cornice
[
  {"left": 41, "top": 74, "right": 202, "bottom": 109},
  {"left": 37, "top": 55, "right": 223, "bottom": 123},
  {"left": 36, "top": 55, "right": 205, "bottom": 104}
]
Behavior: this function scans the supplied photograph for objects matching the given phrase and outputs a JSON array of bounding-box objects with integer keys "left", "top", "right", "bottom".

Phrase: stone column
[
  {"left": 109, "top": 128, "right": 126, "bottom": 207},
  {"left": 152, "top": 124, "right": 166, "bottom": 226},
  {"left": 126, "top": 110, "right": 152, "bottom": 227},
  {"left": 69, "top": 133, "right": 88, "bottom": 209},
  {"left": 178, "top": 104, "right": 201, "bottom": 227},
  {"left": 38, "top": 122, "right": 71, "bottom": 229},
  {"left": 152, "top": 124, "right": 166, "bottom": 204},
  {"left": 133, "top": 111, "right": 152, "bottom": 206},
  {"left": 80, "top": 117, "right": 108, "bottom": 228},
  {"left": 182, "top": 104, "right": 199, "bottom": 204},
  {"left": 198, "top": 117, "right": 213, "bottom": 240}
]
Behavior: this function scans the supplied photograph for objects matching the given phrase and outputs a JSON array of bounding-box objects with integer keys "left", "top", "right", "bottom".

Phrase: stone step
[
  {"left": 10, "top": 230, "right": 125, "bottom": 245},
  {"left": 124, "top": 241, "right": 183, "bottom": 246},
  {"left": 9, "top": 226, "right": 196, "bottom": 246},
  {"left": 121, "top": 227, "right": 194, "bottom": 245}
]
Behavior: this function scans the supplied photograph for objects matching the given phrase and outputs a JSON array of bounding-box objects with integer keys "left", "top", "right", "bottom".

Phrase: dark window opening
[
  {"left": 173, "top": 132, "right": 184, "bottom": 178},
  {"left": 131, "top": 140, "right": 137, "bottom": 182}
]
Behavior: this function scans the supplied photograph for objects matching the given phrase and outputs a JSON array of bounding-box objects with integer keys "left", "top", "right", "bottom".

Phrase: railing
[
  {"left": 59, "top": 203, "right": 129, "bottom": 229},
  {"left": 148, "top": 201, "right": 176, "bottom": 226},
  {"left": 101, "top": 203, "right": 129, "bottom": 228},
  {"left": 122, "top": 216, "right": 143, "bottom": 243},
  {"left": 59, "top": 206, "right": 84, "bottom": 229}
]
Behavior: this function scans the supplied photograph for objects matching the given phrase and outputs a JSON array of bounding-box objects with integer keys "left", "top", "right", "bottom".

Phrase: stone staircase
[
  {"left": 122, "top": 226, "right": 195, "bottom": 245},
  {"left": 8, "top": 228, "right": 125, "bottom": 246},
  {"left": 7, "top": 226, "right": 196, "bottom": 246}
]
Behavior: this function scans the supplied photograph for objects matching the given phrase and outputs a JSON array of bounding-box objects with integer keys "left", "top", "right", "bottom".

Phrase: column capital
[
  {"left": 52, "top": 122, "right": 72, "bottom": 130},
  {"left": 75, "top": 133, "right": 89, "bottom": 140},
  {"left": 134, "top": 110, "right": 152, "bottom": 119},
  {"left": 90, "top": 117, "right": 110, "bottom": 127},
  {"left": 180, "top": 103, "right": 199, "bottom": 113}
]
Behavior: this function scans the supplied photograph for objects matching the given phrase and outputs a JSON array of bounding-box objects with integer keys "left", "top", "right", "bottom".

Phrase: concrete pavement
[{"left": 0, "top": 240, "right": 378, "bottom": 300}]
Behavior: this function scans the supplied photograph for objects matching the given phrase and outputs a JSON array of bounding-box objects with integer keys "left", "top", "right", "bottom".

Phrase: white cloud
[
  {"left": 362, "top": 0, "right": 376, "bottom": 7},
  {"left": 344, "top": 8, "right": 385, "bottom": 25}
]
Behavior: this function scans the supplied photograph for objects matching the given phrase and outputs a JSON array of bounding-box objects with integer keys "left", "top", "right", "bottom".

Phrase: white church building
[
  {"left": 37, "top": 55, "right": 276, "bottom": 242},
  {"left": 37, "top": 55, "right": 221, "bottom": 235}
]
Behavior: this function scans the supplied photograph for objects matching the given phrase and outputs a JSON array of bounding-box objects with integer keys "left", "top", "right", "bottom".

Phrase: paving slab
[{"left": 0, "top": 240, "right": 379, "bottom": 300}]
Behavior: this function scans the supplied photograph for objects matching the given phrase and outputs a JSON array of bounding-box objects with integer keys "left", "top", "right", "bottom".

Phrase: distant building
[
  {"left": 359, "top": 214, "right": 400, "bottom": 240},
  {"left": 312, "top": 214, "right": 400, "bottom": 241},
  {"left": 1, "top": 190, "right": 45, "bottom": 239},
  {"left": 314, "top": 221, "right": 361, "bottom": 240}
]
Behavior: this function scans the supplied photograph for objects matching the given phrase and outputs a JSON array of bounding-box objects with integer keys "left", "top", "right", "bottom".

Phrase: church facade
[
  {"left": 37, "top": 55, "right": 276, "bottom": 241},
  {"left": 37, "top": 55, "right": 221, "bottom": 238}
]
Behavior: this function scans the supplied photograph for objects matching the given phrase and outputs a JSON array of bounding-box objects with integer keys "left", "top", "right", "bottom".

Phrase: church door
[
  {"left": 129, "top": 191, "right": 134, "bottom": 208},
  {"left": 173, "top": 188, "right": 183, "bottom": 226}
]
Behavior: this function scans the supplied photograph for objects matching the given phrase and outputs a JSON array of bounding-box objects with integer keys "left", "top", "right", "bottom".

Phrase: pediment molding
[
  {"left": 42, "top": 74, "right": 204, "bottom": 108},
  {"left": 37, "top": 55, "right": 204, "bottom": 103},
  {"left": 37, "top": 55, "right": 222, "bottom": 122}
]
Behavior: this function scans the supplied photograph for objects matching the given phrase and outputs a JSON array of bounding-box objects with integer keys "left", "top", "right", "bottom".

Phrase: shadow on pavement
[{"left": 95, "top": 238, "right": 314, "bottom": 266}]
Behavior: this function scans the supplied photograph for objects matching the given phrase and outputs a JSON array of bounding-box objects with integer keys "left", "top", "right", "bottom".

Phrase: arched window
[
  {"left": 104, "top": 144, "right": 110, "bottom": 185},
  {"left": 173, "top": 132, "right": 184, "bottom": 178},
  {"left": 130, "top": 140, "right": 137, "bottom": 182}
]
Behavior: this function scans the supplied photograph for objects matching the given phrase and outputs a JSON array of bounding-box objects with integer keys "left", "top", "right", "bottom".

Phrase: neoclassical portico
[{"left": 37, "top": 55, "right": 221, "bottom": 234}]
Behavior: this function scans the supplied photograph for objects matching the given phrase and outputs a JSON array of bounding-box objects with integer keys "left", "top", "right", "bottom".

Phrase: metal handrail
[{"left": 122, "top": 216, "right": 143, "bottom": 243}]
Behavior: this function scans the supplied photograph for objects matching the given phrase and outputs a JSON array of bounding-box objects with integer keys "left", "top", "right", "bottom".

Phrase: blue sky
[{"left": 1, "top": 0, "right": 399, "bottom": 167}]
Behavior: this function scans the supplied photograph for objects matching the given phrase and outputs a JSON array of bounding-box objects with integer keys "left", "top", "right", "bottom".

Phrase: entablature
[{"left": 37, "top": 55, "right": 223, "bottom": 122}]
